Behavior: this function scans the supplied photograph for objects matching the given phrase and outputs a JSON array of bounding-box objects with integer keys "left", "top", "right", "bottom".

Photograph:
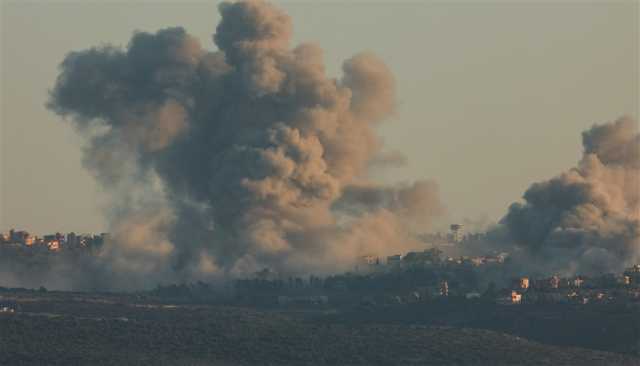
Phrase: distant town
[
  {"left": 0, "top": 229, "right": 107, "bottom": 252},
  {"left": 233, "top": 250, "right": 640, "bottom": 309},
  {"left": 229, "top": 225, "right": 640, "bottom": 309},
  {"left": 2, "top": 224, "right": 640, "bottom": 310}
]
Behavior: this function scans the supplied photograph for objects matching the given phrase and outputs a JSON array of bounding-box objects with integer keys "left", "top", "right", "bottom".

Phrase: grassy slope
[
  {"left": 1, "top": 305, "right": 639, "bottom": 366},
  {"left": 327, "top": 300, "right": 640, "bottom": 356}
]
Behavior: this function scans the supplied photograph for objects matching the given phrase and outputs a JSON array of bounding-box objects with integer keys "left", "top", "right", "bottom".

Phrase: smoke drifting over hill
[
  {"left": 45, "top": 0, "right": 444, "bottom": 288},
  {"left": 501, "top": 117, "right": 639, "bottom": 274}
]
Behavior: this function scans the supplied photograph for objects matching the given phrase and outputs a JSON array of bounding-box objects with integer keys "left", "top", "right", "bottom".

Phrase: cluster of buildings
[
  {"left": 348, "top": 265, "right": 640, "bottom": 308},
  {"left": 382, "top": 265, "right": 640, "bottom": 306},
  {"left": 500, "top": 265, "right": 640, "bottom": 305},
  {"left": 0, "top": 229, "right": 108, "bottom": 252},
  {"left": 353, "top": 225, "right": 511, "bottom": 273},
  {"left": 236, "top": 255, "right": 640, "bottom": 308},
  {"left": 355, "top": 248, "right": 509, "bottom": 273}
]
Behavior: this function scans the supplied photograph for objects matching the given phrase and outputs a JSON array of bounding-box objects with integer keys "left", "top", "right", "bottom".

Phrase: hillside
[{"left": 1, "top": 303, "right": 638, "bottom": 366}]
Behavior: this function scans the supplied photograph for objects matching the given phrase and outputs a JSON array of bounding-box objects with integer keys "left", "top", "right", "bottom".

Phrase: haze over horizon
[
  {"left": 1, "top": 4, "right": 639, "bottom": 366},
  {"left": 2, "top": 1, "right": 638, "bottom": 236}
]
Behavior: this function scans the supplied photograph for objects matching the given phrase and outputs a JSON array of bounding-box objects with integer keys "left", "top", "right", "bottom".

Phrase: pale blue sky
[{"left": 1, "top": 1, "right": 638, "bottom": 234}]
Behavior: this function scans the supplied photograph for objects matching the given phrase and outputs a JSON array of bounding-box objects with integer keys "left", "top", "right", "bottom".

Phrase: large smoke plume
[
  {"left": 45, "top": 0, "right": 444, "bottom": 288},
  {"left": 501, "top": 116, "right": 639, "bottom": 275}
]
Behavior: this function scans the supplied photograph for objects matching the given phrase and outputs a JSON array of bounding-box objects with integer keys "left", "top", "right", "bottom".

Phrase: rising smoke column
[
  {"left": 48, "top": 0, "right": 444, "bottom": 287},
  {"left": 502, "top": 117, "right": 640, "bottom": 274}
]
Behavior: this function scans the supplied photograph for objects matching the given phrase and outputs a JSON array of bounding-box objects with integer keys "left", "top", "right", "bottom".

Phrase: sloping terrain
[
  {"left": 328, "top": 300, "right": 640, "bottom": 356},
  {"left": 1, "top": 303, "right": 638, "bottom": 366}
]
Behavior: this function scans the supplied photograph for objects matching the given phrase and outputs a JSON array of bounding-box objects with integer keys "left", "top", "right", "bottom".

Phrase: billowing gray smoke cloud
[
  {"left": 45, "top": 0, "right": 444, "bottom": 289},
  {"left": 502, "top": 116, "right": 639, "bottom": 274}
]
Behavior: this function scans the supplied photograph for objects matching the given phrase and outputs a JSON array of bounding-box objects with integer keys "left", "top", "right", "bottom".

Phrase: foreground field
[{"left": 1, "top": 294, "right": 639, "bottom": 365}]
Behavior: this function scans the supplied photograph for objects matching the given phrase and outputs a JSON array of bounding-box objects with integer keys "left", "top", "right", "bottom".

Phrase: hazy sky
[{"left": 1, "top": 1, "right": 638, "bottom": 235}]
